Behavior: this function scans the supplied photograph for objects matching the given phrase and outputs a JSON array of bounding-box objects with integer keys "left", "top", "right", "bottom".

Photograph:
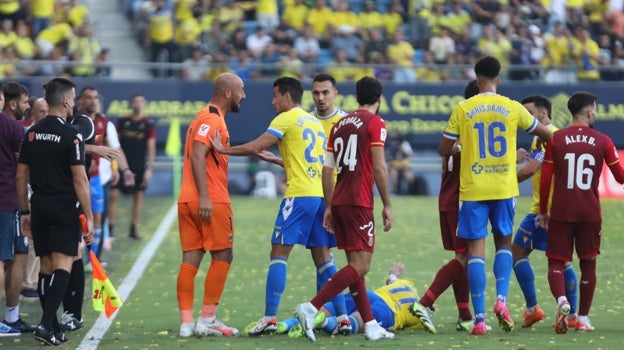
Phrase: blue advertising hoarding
[{"left": 19, "top": 79, "right": 624, "bottom": 150}]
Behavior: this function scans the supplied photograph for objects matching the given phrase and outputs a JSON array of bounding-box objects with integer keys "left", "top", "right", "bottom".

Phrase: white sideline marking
[{"left": 77, "top": 203, "right": 178, "bottom": 350}]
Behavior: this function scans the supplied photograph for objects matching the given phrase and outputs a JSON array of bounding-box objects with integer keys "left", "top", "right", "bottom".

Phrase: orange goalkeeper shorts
[{"left": 178, "top": 202, "right": 234, "bottom": 252}]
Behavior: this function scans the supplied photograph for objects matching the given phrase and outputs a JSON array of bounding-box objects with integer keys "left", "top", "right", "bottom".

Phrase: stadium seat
[
  {"left": 244, "top": 20, "right": 259, "bottom": 35},
  {"left": 318, "top": 49, "right": 333, "bottom": 65},
  {"left": 349, "top": 0, "right": 365, "bottom": 13},
  {"left": 413, "top": 49, "right": 423, "bottom": 64},
  {"left": 376, "top": 0, "right": 391, "bottom": 13}
]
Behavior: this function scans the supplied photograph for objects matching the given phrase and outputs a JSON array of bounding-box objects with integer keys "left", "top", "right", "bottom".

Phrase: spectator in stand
[
  {"left": 0, "top": 19, "right": 16, "bottom": 50},
  {"left": 31, "top": 0, "right": 55, "bottom": 38},
  {"left": 359, "top": 1, "right": 383, "bottom": 34},
  {"left": 454, "top": 26, "right": 478, "bottom": 63},
  {"left": 144, "top": 0, "right": 175, "bottom": 78},
  {"left": 446, "top": 1, "right": 471, "bottom": 36},
  {"left": 330, "top": 0, "right": 361, "bottom": 36},
  {"left": 219, "top": 0, "right": 244, "bottom": 35},
  {"left": 364, "top": 28, "right": 388, "bottom": 63},
  {"left": 294, "top": 24, "right": 320, "bottom": 64},
  {"left": 68, "top": 22, "right": 101, "bottom": 77},
  {"left": 429, "top": 27, "right": 455, "bottom": 64},
  {"left": 281, "top": 0, "right": 308, "bottom": 33},
  {"left": 543, "top": 21, "right": 577, "bottom": 84},
  {"left": 257, "top": 0, "right": 280, "bottom": 32},
  {"left": 173, "top": 0, "right": 197, "bottom": 24},
  {"left": 575, "top": 28, "right": 601, "bottom": 81},
  {"left": 509, "top": 25, "right": 535, "bottom": 81},
  {"left": 426, "top": 2, "right": 450, "bottom": 39},
  {"left": 13, "top": 21, "right": 36, "bottom": 60},
  {"left": 229, "top": 49, "right": 259, "bottom": 81},
  {"left": 278, "top": 48, "right": 306, "bottom": 80},
  {"left": 94, "top": 48, "right": 111, "bottom": 78},
  {"left": 270, "top": 26, "right": 295, "bottom": 56},
  {"left": 35, "top": 21, "right": 74, "bottom": 58},
  {"left": 181, "top": 46, "right": 209, "bottom": 81},
  {"left": 173, "top": 7, "right": 202, "bottom": 62},
  {"left": 386, "top": 28, "right": 416, "bottom": 83},
  {"left": 330, "top": 24, "right": 364, "bottom": 63},
  {"left": 259, "top": 42, "right": 281, "bottom": 77},
  {"left": 0, "top": 47, "right": 18, "bottom": 78},
  {"left": 382, "top": 1, "right": 405, "bottom": 37},
  {"left": 368, "top": 52, "right": 393, "bottom": 81},
  {"left": 201, "top": 20, "right": 228, "bottom": 55},
  {"left": 307, "top": 0, "right": 333, "bottom": 47},
  {"left": 66, "top": 0, "right": 90, "bottom": 29},
  {"left": 0, "top": 0, "right": 25, "bottom": 28},
  {"left": 204, "top": 52, "right": 232, "bottom": 80},
  {"left": 246, "top": 26, "right": 273, "bottom": 59},
  {"left": 230, "top": 28, "right": 248, "bottom": 53},
  {"left": 470, "top": 0, "right": 500, "bottom": 41},
  {"left": 327, "top": 49, "right": 358, "bottom": 82},
  {"left": 415, "top": 50, "right": 442, "bottom": 82}
]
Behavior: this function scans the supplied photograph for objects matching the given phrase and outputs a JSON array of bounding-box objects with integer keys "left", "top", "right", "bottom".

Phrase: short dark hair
[
  {"left": 3, "top": 82, "right": 29, "bottom": 103},
  {"left": 43, "top": 77, "right": 75, "bottom": 108},
  {"left": 521, "top": 95, "right": 552, "bottom": 119},
  {"left": 274, "top": 77, "right": 303, "bottom": 104},
  {"left": 78, "top": 86, "right": 97, "bottom": 99},
  {"left": 312, "top": 73, "right": 337, "bottom": 87},
  {"left": 356, "top": 76, "right": 382, "bottom": 106},
  {"left": 474, "top": 56, "right": 501, "bottom": 80},
  {"left": 464, "top": 79, "right": 479, "bottom": 99},
  {"left": 567, "top": 91, "right": 597, "bottom": 117}
]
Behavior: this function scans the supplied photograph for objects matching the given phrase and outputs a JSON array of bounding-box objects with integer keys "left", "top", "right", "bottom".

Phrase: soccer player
[
  {"left": 176, "top": 73, "right": 245, "bottom": 337},
  {"left": 280, "top": 263, "right": 425, "bottom": 336},
  {"left": 513, "top": 95, "right": 579, "bottom": 328},
  {"left": 410, "top": 80, "right": 480, "bottom": 334},
  {"left": 210, "top": 77, "right": 333, "bottom": 336},
  {"left": 539, "top": 91, "right": 624, "bottom": 334},
  {"left": 109, "top": 94, "right": 156, "bottom": 240},
  {"left": 438, "top": 56, "right": 552, "bottom": 335},
  {"left": 295, "top": 76, "right": 394, "bottom": 342},
  {"left": 17, "top": 77, "right": 95, "bottom": 346}
]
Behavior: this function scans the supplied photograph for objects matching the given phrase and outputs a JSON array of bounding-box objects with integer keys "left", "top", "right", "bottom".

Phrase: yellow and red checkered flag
[
  {"left": 90, "top": 249, "right": 123, "bottom": 317},
  {"left": 80, "top": 214, "right": 123, "bottom": 317}
]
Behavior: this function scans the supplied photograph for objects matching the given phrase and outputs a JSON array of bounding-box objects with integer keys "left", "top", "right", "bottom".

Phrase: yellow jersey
[
  {"left": 528, "top": 123, "right": 558, "bottom": 214},
  {"left": 443, "top": 93, "right": 538, "bottom": 201},
  {"left": 267, "top": 107, "right": 325, "bottom": 198},
  {"left": 374, "top": 279, "right": 423, "bottom": 331},
  {"left": 32, "top": 0, "right": 54, "bottom": 17}
]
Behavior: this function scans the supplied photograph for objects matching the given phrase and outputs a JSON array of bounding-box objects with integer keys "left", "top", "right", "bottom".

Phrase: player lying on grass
[{"left": 266, "top": 263, "right": 427, "bottom": 337}]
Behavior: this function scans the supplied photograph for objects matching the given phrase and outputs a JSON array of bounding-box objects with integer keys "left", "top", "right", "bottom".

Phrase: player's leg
[
  {"left": 512, "top": 214, "right": 546, "bottom": 327},
  {"left": 457, "top": 201, "right": 489, "bottom": 335},
  {"left": 574, "top": 221, "right": 601, "bottom": 332},
  {"left": 196, "top": 204, "right": 237, "bottom": 336},
  {"left": 176, "top": 202, "right": 203, "bottom": 337},
  {"left": 563, "top": 262, "right": 578, "bottom": 325},
  {"left": 309, "top": 202, "right": 349, "bottom": 334},
  {"left": 129, "top": 189, "right": 144, "bottom": 239},
  {"left": 546, "top": 220, "right": 574, "bottom": 334},
  {"left": 491, "top": 199, "right": 515, "bottom": 332}
]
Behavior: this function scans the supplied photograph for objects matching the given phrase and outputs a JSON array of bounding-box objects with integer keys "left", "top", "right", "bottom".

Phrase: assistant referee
[{"left": 16, "top": 77, "right": 94, "bottom": 346}]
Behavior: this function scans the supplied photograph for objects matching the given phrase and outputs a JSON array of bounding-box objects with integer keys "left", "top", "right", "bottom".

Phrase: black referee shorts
[{"left": 31, "top": 194, "right": 82, "bottom": 257}]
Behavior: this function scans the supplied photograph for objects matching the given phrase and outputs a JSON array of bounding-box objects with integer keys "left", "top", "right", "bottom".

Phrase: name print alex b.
[{"left": 565, "top": 133, "right": 596, "bottom": 146}]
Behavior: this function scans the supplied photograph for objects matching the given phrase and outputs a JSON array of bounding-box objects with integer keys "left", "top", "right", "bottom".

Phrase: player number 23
[{"left": 303, "top": 128, "right": 326, "bottom": 165}]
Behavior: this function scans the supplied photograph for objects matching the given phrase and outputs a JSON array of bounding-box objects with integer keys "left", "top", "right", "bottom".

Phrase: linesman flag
[
  {"left": 80, "top": 214, "right": 124, "bottom": 317},
  {"left": 90, "top": 249, "right": 123, "bottom": 317}
]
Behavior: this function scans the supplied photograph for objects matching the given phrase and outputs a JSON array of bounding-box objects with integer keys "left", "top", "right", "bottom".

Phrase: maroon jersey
[
  {"left": 89, "top": 114, "right": 108, "bottom": 177},
  {"left": 540, "top": 125, "right": 624, "bottom": 221},
  {"left": 327, "top": 109, "right": 387, "bottom": 208},
  {"left": 438, "top": 153, "right": 460, "bottom": 212}
]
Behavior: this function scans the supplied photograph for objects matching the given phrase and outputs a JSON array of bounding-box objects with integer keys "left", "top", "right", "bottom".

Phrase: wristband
[
  {"left": 530, "top": 149, "right": 544, "bottom": 162},
  {"left": 111, "top": 159, "right": 118, "bottom": 170},
  {"left": 19, "top": 210, "right": 30, "bottom": 215}
]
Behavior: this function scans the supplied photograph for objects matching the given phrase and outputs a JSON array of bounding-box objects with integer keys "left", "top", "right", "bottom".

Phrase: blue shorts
[
  {"left": 90, "top": 175, "right": 104, "bottom": 214},
  {"left": 272, "top": 197, "right": 333, "bottom": 248},
  {"left": 324, "top": 291, "right": 395, "bottom": 329},
  {"left": 513, "top": 213, "right": 548, "bottom": 251},
  {"left": 457, "top": 198, "right": 516, "bottom": 240},
  {"left": 0, "top": 211, "right": 28, "bottom": 259}
]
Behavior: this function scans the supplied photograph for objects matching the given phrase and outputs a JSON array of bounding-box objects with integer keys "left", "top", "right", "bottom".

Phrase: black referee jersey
[{"left": 17, "top": 115, "right": 86, "bottom": 198}]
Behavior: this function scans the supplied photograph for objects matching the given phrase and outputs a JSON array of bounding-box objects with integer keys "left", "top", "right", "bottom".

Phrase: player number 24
[{"left": 333, "top": 134, "right": 358, "bottom": 173}]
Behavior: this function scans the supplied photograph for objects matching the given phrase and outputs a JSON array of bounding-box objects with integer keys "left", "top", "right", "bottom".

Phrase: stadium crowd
[
  {"left": 0, "top": 0, "right": 109, "bottom": 79},
  {"left": 127, "top": 0, "right": 624, "bottom": 82}
]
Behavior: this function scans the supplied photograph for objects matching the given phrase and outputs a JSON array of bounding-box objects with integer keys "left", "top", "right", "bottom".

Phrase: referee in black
[{"left": 16, "top": 77, "right": 94, "bottom": 346}]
